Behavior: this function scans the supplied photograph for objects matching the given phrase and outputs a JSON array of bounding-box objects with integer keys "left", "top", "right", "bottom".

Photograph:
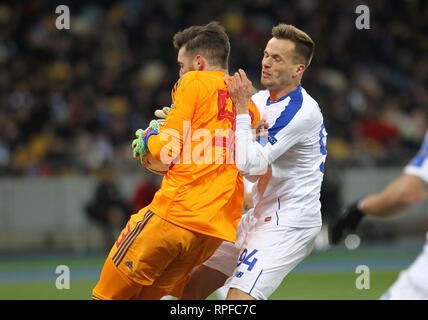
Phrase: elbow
[
  {"left": 395, "top": 189, "right": 424, "bottom": 208},
  {"left": 236, "top": 161, "right": 269, "bottom": 176},
  {"left": 235, "top": 152, "right": 249, "bottom": 175},
  {"left": 393, "top": 174, "right": 428, "bottom": 208},
  {"left": 236, "top": 162, "right": 250, "bottom": 175}
]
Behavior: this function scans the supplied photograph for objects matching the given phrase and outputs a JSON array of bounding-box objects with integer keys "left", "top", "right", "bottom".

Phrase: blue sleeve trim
[{"left": 267, "top": 86, "right": 303, "bottom": 140}]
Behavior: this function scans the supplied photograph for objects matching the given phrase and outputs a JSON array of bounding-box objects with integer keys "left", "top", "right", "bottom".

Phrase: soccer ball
[{"left": 142, "top": 152, "right": 170, "bottom": 175}]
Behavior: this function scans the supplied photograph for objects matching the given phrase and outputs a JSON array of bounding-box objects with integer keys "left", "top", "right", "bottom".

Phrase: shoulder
[
  {"left": 251, "top": 89, "right": 269, "bottom": 109},
  {"left": 178, "top": 71, "right": 198, "bottom": 85},
  {"left": 301, "top": 88, "right": 321, "bottom": 112},
  {"left": 404, "top": 129, "right": 428, "bottom": 182},
  {"left": 269, "top": 87, "right": 320, "bottom": 137},
  {"left": 300, "top": 87, "right": 323, "bottom": 122},
  {"left": 175, "top": 71, "right": 211, "bottom": 94}
]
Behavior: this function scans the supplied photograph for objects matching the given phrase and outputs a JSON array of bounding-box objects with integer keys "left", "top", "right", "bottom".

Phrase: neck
[
  {"left": 203, "top": 64, "right": 228, "bottom": 73},
  {"left": 268, "top": 82, "right": 300, "bottom": 102}
]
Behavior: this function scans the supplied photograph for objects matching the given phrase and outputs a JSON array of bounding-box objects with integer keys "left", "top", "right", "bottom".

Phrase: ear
[
  {"left": 293, "top": 64, "right": 306, "bottom": 79},
  {"left": 194, "top": 55, "right": 205, "bottom": 71}
]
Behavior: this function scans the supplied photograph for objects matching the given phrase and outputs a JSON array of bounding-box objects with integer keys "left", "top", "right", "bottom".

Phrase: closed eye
[{"left": 272, "top": 55, "right": 281, "bottom": 62}]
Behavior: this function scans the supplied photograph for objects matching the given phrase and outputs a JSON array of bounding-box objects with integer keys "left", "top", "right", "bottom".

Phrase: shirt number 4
[{"left": 238, "top": 248, "right": 258, "bottom": 271}]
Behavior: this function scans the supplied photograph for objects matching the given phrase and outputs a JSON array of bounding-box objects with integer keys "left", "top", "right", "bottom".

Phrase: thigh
[
  {"left": 381, "top": 269, "right": 428, "bottom": 300},
  {"left": 147, "top": 232, "right": 222, "bottom": 299},
  {"left": 107, "top": 209, "right": 174, "bottom": 285},
  {"left": 102, "top": 206, "right": 223, "bottom": 299},
  {"left": 202, "top": 241, "right": 240, "bottom": 277},
  {"left": 107, "top": 209, "right": 196, "bottom": 288},
  {"left": 225, "top": 225, "right": 320, "bottom": 300},
  {"left": 92, "top": 257, "right": 143, "bottom": 300},
  {"left": 180, "top": 264, "right": 228, "bottom": 300},
  {"left": 201, "top": 212, "right": 253, "bottom": 277}
]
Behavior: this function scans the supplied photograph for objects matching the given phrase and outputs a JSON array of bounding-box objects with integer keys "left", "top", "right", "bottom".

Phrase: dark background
[{"left": 0, "top": 0, "right": 426, "bottom": 177}]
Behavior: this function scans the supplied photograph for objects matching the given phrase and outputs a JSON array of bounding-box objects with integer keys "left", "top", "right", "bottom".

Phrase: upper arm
[
  {"left": 258, "top": 113, "right": 307, "bottom": 164},
  {"left": 164, "top": 77, "right": 200, "bottom": 127},
  {"left": 148, "top": 75, "right": 203, "bottom": 161},
  {"left": 387, "top": 174, "right": 428, "bottom": 204}
]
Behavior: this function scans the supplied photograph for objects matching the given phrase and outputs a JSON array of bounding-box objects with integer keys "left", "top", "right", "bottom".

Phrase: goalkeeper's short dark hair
[{"left": 173, "top": 21, "right": 230, "bottom": 69}]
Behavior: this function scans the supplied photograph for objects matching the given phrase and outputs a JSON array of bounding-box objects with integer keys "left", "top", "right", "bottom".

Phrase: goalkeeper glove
[
  {"left": 329, "top": 201, "right": 365, "bottom": 245},
  {"left": 154, "top": 106, "right": 170, "bottom": 125},
  {"left": 132, "top": 120, "right": 160, "bottom": 162}
]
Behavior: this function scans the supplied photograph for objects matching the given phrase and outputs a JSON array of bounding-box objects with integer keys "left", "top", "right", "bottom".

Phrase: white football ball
[{"left": 142, "top": 152, "right": 170, "bottom": 175}]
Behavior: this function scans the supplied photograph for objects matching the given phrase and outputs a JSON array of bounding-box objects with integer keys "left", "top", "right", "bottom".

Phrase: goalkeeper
[
  {"left": 92, "top": 21, "right": 260, "bottom": 300},
  {"left": 330, "top": 130, "right": 428, "bottom": 299}
]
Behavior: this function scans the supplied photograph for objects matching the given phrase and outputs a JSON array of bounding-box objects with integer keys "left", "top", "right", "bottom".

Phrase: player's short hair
[
  {"left": 173, "top": 21, "right": 230, "bottom": 69},
  {"left": 272, "top": 23, "right": 315, "bottom": 67}
]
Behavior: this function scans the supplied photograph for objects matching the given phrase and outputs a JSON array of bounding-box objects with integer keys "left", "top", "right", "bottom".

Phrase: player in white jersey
[
  {"left": 181, "top": 23, "right": 325, "bottom": 300},
  {"left": 330, "top": 129, "right": 428, "bottom": 299}
]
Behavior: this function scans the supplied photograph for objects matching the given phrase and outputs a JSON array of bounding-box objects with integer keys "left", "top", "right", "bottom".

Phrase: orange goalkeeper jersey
[{"left": 145, "top": 70, "right": 260, "bottom": 242}]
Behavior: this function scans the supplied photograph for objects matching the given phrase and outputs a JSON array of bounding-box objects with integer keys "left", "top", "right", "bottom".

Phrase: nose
[{"left": 262, "top": 57, "right": 271, "bottom": 69}]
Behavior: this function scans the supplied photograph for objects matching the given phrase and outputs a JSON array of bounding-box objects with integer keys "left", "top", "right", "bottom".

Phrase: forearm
[
  {"left": 359, "top": 192, "right": 412, "bottom": 218},
  {"left": 235, "top": 114, "right": 269, "bottom": 175},
  {"left": 147, "top": 123, "right": 183, "bottom": 164},
  {"left": 359, "top": 174, "right": 428, "bottom": 218},
  {"left": 330, "top": 173, "right": 428, "bottom": 245}
]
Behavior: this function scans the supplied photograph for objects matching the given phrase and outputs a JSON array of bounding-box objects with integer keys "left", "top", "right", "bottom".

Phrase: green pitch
[
  {"left": 0, "top": 246, "right": 418, "bottom": 300},
  {"left": 268, "top": 270, "right": 400, "bottom": 300},
  {"left": 0, "top": 270, "right": 400, "bottom": 300}
]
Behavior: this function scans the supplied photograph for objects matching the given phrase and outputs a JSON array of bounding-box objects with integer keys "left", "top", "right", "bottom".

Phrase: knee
[{"left": 226, "top": 288, "right": 256, "bottom": 300}]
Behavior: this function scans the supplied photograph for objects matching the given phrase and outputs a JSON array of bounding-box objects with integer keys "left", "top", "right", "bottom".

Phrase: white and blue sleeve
[
  {"left": 404, "top": 130, "right": 428, "bottom": 184},
  {"left": 235, "top": 108, "right": 307, "bottom": 175}
]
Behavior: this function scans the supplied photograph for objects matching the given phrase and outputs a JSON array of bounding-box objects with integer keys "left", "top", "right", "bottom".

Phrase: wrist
[
  {"left": 356, "top": 200, "right": 366, "bottom": 215},
  {"left": 347, "top": 201, "right": 365, "bottom": 229},
  {"left": 142, "top": 127, "right": 159, "bottom": 146},
  {"left": 235, "top": 102, "right": 249, "bottom": 115}
]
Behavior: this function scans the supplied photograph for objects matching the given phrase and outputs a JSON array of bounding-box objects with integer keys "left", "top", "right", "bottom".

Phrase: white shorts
[
  {"left": 381, "top": 269, "right": 428, "bottom": 300},
  {"left": 381, "top": 236, "right": 428, "bottom": 300},
  {"left": 203, "top": 210, "right": 321, "bottom": 300}
]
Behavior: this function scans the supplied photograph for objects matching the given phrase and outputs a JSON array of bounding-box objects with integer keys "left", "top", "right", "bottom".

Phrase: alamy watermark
[
  {"left": 355, "top": 5, "right": 370, "bottom": 30},
  {"left": 55, "top": 5, "right": 70, "bottom": 30},
  {"left": 55, "top": 4, "right": 371, "bottom": 32},
  {"left": 55, "top": 265, "right": 70, "bottom": 290},
  {"left": 355, "top": 265, "right": 370, "bottom": 290}
]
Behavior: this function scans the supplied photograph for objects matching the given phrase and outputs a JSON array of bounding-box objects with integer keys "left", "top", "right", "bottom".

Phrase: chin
[
  {"left": 261, "top": 78, "right": 269, "bottom": 87},
  {"left": 262, "top": 80, "right": 275, "bottom": 90}
]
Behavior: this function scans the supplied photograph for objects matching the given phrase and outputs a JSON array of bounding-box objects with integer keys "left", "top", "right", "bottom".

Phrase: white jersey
[
  {"left": 401, "top": 129, "right": 428, "bottom": 292},
  {"left": 235, "top": 85, "right": 326, "bottom": 228},
  {"left": 404, "top": 129, "right": 428, "bottom": 184},
  {"left": 204, "top": 85, "right": 325, "bottom": 299}
]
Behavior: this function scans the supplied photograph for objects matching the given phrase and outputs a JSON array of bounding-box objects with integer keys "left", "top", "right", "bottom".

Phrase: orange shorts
[{"left": 92, "top": 207, "right": 222, "bottom": 300}]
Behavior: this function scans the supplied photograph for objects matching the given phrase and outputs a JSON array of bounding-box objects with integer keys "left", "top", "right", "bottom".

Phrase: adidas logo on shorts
[{"left": 125, "top": 261, "right": 133, "bottom": 272}]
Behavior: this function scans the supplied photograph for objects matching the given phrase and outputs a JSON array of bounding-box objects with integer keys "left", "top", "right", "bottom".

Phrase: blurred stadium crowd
[{"left": 0, "top": 0, "right": 427, "bottom": 177}]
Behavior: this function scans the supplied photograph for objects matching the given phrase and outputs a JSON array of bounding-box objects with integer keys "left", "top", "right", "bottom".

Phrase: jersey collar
[{"left": 266, "top": 85, "right": 302, "bottom": 106}]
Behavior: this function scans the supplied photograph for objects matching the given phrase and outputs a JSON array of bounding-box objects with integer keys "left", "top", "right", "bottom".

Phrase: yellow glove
[{"left": 153, "top": 107, "right": 170, "bottom": 126}]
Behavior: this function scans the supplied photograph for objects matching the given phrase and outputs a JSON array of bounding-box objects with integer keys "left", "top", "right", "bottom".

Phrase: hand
[
  {"left": 224, "top": 69, "right": 253, "bottom": 115},
  {"left": 154, "top": 107, "right": 171, "bottom": 126},
  {"left": 132, "top": 129, "right": 145, "bottom": 162},
  {"left": 131, "top": 120, "right": 160, "bottom": 163},
  {"left": 329, "top": 202, "right": 365, "bottom": 245},
  {"left": 254, "top": 120, "right": 269, "bottom": 140}
]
